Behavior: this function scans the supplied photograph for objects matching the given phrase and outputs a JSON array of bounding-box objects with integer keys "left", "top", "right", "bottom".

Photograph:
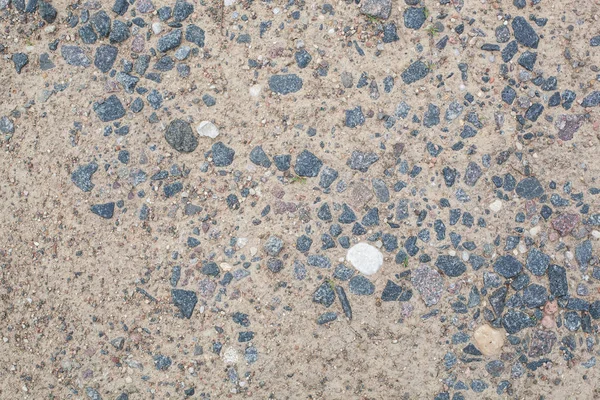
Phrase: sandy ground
[{"left": 2, "top": 0, "right": 600, "bottom": 398}]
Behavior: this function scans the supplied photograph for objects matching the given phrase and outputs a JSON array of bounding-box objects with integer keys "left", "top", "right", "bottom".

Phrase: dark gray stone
[
  {"left": 515, "top": 177, "right": 544, "bottom": 199},
  {"left": 93, "top": 95, "right": 125, "bottom": 122},
  {"left": 494, "top": 255, "right": 522, "bottom": 278},
  {"left": 349, "top": 275, "right": 375, "bottom": 295},
  {"left": 319, "top": 166, "right": 338, "bottom": 189},
  {"left": 401, "top": 61, "right": 428, "bottom": 84},
  {"left": 264, "top": 235, "right": 284, "bottom": 256},
  {"left": 582, "top": 91, "right": 600, "bottom": 107},
  {"left": 171, "top": 289, "right": 197, "bottom": 318},
  {"left": 526, "top": 248, "right": 549, "bottom": 276},
  {"left": 212, "top": 142, "right": 235, "bottom": 167},
  {"left": 313, "top": 282, "right": 335, "bottom": 307},
  {"left": 435, "top": 255, "right": 466, "bottom": 277},
  {"left": 403, "top": 7, "right": 426, "bottom": 30},
  {"left": 295, "top": 49, "right": 312, "bottom": 68},
  {"left": 464, "top": 162, "right": 482, "bottom": 186},
  {"left": 61, "top": 45, "right": 90, "bottom": 67},
  {"left": 71, "top": 162, "right": 98, "bottom": 192},
  {"left": 575, "top": 240, "right": 592, "bottom": 267},
  {"left": 512, "top": 16, "right": 539, "bottom": 48},
  {"left": 90, "top": 202, "right": 115, "bottom": 219},
  {"left": 381, "top": 280, "right": 402, "bottom": 301},
  {"left": 91, "top": 10, "right": 111, "bottom": 38},
  {"left": 112, "top": 0, "right": 128, "bottom": 15},
  {"left": 294, "top": 150, "right": 322, "bottom": 177},
  {"left": 269, "top": 74, "right": 303, "bottom": 94},
  {"left": 518, "top": 51, "right": 537, "bottom": 71},
  {"left": 345, "top": 106, "right": 365, "bottom": 128},
  {"left": 173, "top": 0, "right": 194, "bottom": 22},
  {"left": 502, "top": 309, "right": 533, "bottom": 334},
  {"left": 249, "top": 146, "right": 272, "bottom": 168},
  {"left": 185, "top": 24, "right": 205, "bottom": 47},
  {"left": 347, "top": 150, "right": 379, "bottom": 172},
  {"left": 523, "top": 284, "right": 547, "bottom": 308},
  {"left": 12, "top": 53, "right": 28, "bottom": 73},
  {"left": 317, "top": 311, "right": 338, "bottom": 325},
  {"left": 79, "top": 24, "right": 98, "bottom": 44},
  {"left": 548, "top": 264, "right": 568, "bottom": 297},
  {"left": 423, "top": 103, "right": 440, "bottom": 127},
  {"left": 274, "top": 154, "right": 291, "bottom": 171},
  {"left": 157, "top": 29, "right": 182, "bottom": 52},
  {"left": 94, "top": 45, "right": 118, "bottom": 73},
  {"left": 501, "top": 40, "right": 519, "bottom": 62},
  {"left": 109, "top": 20, "right": 130, "bottom": 43},
  {"left": 39, "top": 1, "right": 57, "bottom": 22},
  {"left": 153, "top": 354, "right": 172, "bottom": 370}
]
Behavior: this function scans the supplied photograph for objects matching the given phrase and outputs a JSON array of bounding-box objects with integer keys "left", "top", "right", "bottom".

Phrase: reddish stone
[{"left": 551, "top": 213, "right": 579, "bottom": 236}]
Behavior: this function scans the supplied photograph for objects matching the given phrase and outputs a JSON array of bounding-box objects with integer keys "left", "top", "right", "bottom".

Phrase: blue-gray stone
[
  {"left": 94, "top": 45, "right": 118, "bottom": 73},
  {"left": 61, "top": 45, "right": 90, "bottom": 67},
  {"left": 575, "top": 240, "right": 593, "bottom": 267},
  {"left": 582, "top": 91, "right": 600, "bottom": 107},
  {"left": 71, "top": 162, "right": 98, "bottom": 192},
  {"left": 91, "top": 10, "right": 111, "bottom": 37},
  {"left": 112, "top": 0, "right": 128, "bottom": 15},
  {"left": 564, "top": 311, "right": 581, "bottom": 331},
  {"left": 525, "top": 103, "right": 544, "bottom": 122},
  {"left": 79, "top": 24, "right": 98, "bottom": 44},
  {"left": 185, "top": 24, "right": 205, "bottom": 47},
  {"left": 90, "top": 202, "right": 115, "bottom": 219},
  {"left": 157, "top": 29, "right": 182, "bottom": 52},
  {"left": 294, "top": 149, "right": 322, "bottom": 177},
  {"left": 403, "top": 7, "right": 426, "bottom": 30},
  {"left": 435, "top": 255, "right": 466, "bottom": 277},
  {"left": 269, "top": 74, "right": 303, "bottom": 95},
  {"left": 338, "top": 203, "right": 356, "bottom": 224},
  {"left": 313, "top": 282, "right": 335, "bottom": 307},
  {"left": 93, "top": 95, "right": 125, "bottom": 122},
  {"left": 526, "top": 248, "right": 549, "bottom": 276},
  {"left": 317, "top": 311, "right": 338, "bottom": 325},
  {"left": 345, "top": 106, "right": 365, "bottom": 128},
  {"left": 249, "top": 146, "right": 271, "bottom": 168},
  {"left": 423, "top": 103, "right": 440, "bottom": 127},
  {"left": 296, "top": 235, "right": 312, "bottom": 253},
  {"left": 494, "top": 255, "right": 522, "bottom": 278},
  {"left": 319, "top": 166, "right": 338, "bottom": 189},
  {"left": 515, "top": 177, "right": 544, "bottom": 199},
  {"left": 165, "top": 119, "right": 197, "bottom": 153},
  {"left": 154, "top": 354, "right": 172, "bottom": 370},
  {"left": 349, "top": 275, "right": 375, "bottom": 295},
  {"left": 512, "top": 16, "right": 539, "bottom": 48},
  {"left": 295, "top": 49, "right": 312, "bottom": 68},
  {"left": 274, "top": 154, "right": 291, "bottom": 171},
  {"left": 12, "top": 53, "right": 28, "bottom": 74},
  {"left": 401, "top": 61, "right": 428, "bottom": 84},
  {"left": 333, "top": 264, "right": 355, "bottom": 281},
  {"left": 523, "top": 284, "right": 547, "bottom": 308},
  {"left": 212, "top": 142, "right": 235, "bottom": 167},
  {"left": 381, "top": 280, "right": 402, "bottom": 301},
  {"left": 109, "top": 20, "right": 130, "bottom": 43},
  {"left": 502, "top": 309, "right": 533, "bottom": 334},
  {"left": 171, "top": 289, "right": 197, "bottom": 318},
  {"left": 347, "top": 150, "right": 378, "bottom": 172},
  {"left": 173, "top": 0, "right": 193, "bottom": 22},
  {"left": 548, "top": 264, "right": 568, "bottom": 297},
  {"left": 501, "top": 40, "right": 518, "bottom": 62}
]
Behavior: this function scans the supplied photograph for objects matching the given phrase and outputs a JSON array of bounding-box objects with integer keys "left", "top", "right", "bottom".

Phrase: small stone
[
  {"left": 0, "top": 117, "right": 14, "bottom": 134},
  {"left": 473, "top": 325, "right": 504, "bottom": 356},
  {"left": 12, "top": 53, "right": 28, "bottom": 73},
  {"left": 347, "top": 150, "right": 379, "bottom": 172},
  {"left": 523, "top": 284, "right": 548, "bottom": 308},
  {"left": 61, "top": 46, "right": 90, "bottom": 67},
  {"left": 423, "top": 103, "right": 440, "bottom": 127},
  {"left": 552, "top": 213, "right": 579, "bottom": 236},
  {"left": 403, "top": 7, "right": 426, "bottom": 30},
  {"left": 109, "top": 20, "right": 130, "bottom": 43},
  {"left": 435, "top": 255, "right": 466, "bottom": 277},
  {"left": 381, "top": 280, "right": 403, "bottom": 301},
  {"left": 582, "top": 91, "right": 600, "bottom": 107},
  {"left": 153, "top": 354, "right": 172, "bottom": 370},
  {"left": 171, "top": 289, "right": 197, "bottom": 318},
  {"left": 211, "top": 142, "right": 235, "bottom": 167},
  {"left": 345, "top": 106, "right": 365, "bottom": 128},
  {"left": 411, "top": 265, "right": 443, "bottom": 306},
  {"left": 515, "top": 177, "right": 544, "bottom": 199},
  {"left": 525, "top": 103, "right": 544, "bottom": 122},
  {"left": 94, "top": 45, "right": 118, "bottom": 73},
  {"left": 274, "top": 155, "right": 291, "bottom": 171},
  {"left": 173, "top": 0, "right": 193, "bottom": 22},
  {"left": 512, "top": 16, "right": 539, "bottom": 48},
  {"left": 249, "top": 146, "right": 271, "bottom": 168},
  {"left": 494, "top": 255, "right": 522, "bottom": 278},
  {"left": 71, "top": 162, "right": 98, "bottom": 192},
  {"left": 313, "top": 282, "right": 335, "bottom": 307},
  {"left": 269, "top": 74, "right": 303, "bottom": 94},
  {"left": 502, "top": 40, "right": 519, "bottom": 62},
  {"left": 349, "top": 275, "right": 375, "bottom": 295},
  {"left": 196, "top": 121, "right": 219, "bottom": 139},
  {"left": 185, "top": 24, "right": 205, "bottom": 47},
  {"left": 528, "top": 330, "right": 557, "bottom": 357},
  {"left": 547, "top": 264, "right": 568, "bottom": 297},
  {"left": 518, "top": 51, "right": 537, "bottom": 71},
  {"left": 264, "top": 235, "right": 284, "bottom": 256},
  {"left": 165, "top": 119, "right": 198, "bottom": 153},
  {"left": 319, "top": 166, "right": 338, "bottom": 189},
  {"left": 93, "top": 95, "right": 125, "bottom": 122},
  {"left": 90, "top": 202, "right": 115, "bottom": 219},
  {"left": 91, "top": 11, "right": 111, "bottom": 38},
  {"left": 464, "top": 162, "right": 482, "bottom": 186},
  {"left": 346, "top": 243, "right": 383, "bottom": 275},
  {"left": 157, "top": 29, "right": 182, "bottom": 52},
  {"left": 502, "top": 309, "right": 533, "bottom": 334},
  {"left": 575, "top": 240, "right": 593, "bottom": 267},
  {"left": 401, "top": 61, "right": 429, "bottom": 84},
  {"left": 317, "top": 312, "right": 338, "bottom": 325},
  {"left": 526, "top": 248, "right": 550, "bottom": 276},
  {"left": 112, "top": 0, "right": 128, "bottom": 15},
  {"left": 294, "top": 49, "right": 312, "bottom": 68},
  {"left": 294, "top": 150, "right": 322, "bottom": 177},
  {"left": 360, "top": 0, "right": 392, "bottom": 19}
]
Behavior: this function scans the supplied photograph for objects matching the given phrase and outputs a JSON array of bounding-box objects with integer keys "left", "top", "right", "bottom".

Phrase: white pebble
[
  {"left": 346, "top": 243, "right": 383, "bottom": 276},
  {"left": 489, "top": 200, "right": 503, "bottom": 212},
  {"left": 152, "top": 22, "right": 162, "bottom": 34},
  {"left": 196, "top": 121, "right": 219, "bottom": 139}
]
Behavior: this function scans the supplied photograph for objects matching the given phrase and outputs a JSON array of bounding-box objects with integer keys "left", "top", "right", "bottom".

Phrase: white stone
[
  {"left": 224, "top": 0, "right": 236, "bottom": 6},
  {"left": 489, "top": 199, "right": 503, "bottom": 212},
  {"left": 196, "top": 121, "right": 219, "bottom": 139},
  {"left": 152, "top": 22, "right": 162, "bottom": 35},
  {"left": 346, "top": 243, "right": 383, "bottom": 276},
  {"left": 249, "top": 84, "right": 262, "bottom": 97},
  {"left": 222, "top": 347, "right": 239, "bottom": 364}
]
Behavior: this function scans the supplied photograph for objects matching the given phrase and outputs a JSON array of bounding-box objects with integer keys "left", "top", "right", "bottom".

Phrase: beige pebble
[{"left": 473, "top": 324, "right": 504, "bottom": 356}]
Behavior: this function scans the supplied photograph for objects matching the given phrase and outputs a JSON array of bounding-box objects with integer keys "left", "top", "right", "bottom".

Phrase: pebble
[
  {"left": 94, "top": 45, "right": 118, "bottom": 73},
  {"left": 411, "top": 265, "right": 443, "bottom": 306},
  {"left": 157, "top": 29, "right": 182, "bottom": 52},
  {"left": 512, "top": 16, "right": 539, "bottom": 48},
  {"left": 185, "top": 24, "right": 205, "bottom": 47},
  {"left": 211, "top": 142, "right": 235, "bottom": 167},
  {"left": 403, "top": 7, "right": 426, "bottom": 30},
  {"left": 93, "top": 95, "right": 125, "bottom": 122},
  {"left": 61, "top": 46, "right": 90, "bottom": 67},
  {"left": 435, "top": 255, "right": 466, "bottom": 277},
  {"left": 90, "top": 202, "right": 115, "bottom": 219},
  {"left": 269, "top": 74, "right": 303, "bottom": 95},
  {"left": 194, "top": 121, "right": 219, "bottom": 139},
  {"left": 171, "top": 289, "right": 197, "bottom": 318},
  {"left": 494, "top": 255, "right": 522, "bottom": 278},
  {"left": 360, "top": 0, "right": 392, "bottom": 19},
  {"left": 346, "top": 243, "right": 383, "bottom": 275},
  {"left": 348, "top": 275, "right": 375, "bottom": 295},
  {"left": 401, "top": 61, "right": 429, "bottom": 84},
  {"left": 71, "top": 162, "right": 98, "bottom": 192},
  {"left": 313, "top": 282, "right": 335, "bottom": 307},
  {"left": 294, "top": 150, "right": 322, "bottom": 177}
]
